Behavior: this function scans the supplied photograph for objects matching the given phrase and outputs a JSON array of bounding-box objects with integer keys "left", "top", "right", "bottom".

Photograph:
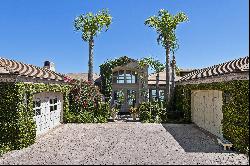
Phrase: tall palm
[
  {"left": 145, "top": 9, "right": 188, "bottom": 103},
  {"left": 74, "top": 9, "right": 112, "bottom": 83},
  {"left": 139, "top": 57, "right": 164, "bottom": 102}
]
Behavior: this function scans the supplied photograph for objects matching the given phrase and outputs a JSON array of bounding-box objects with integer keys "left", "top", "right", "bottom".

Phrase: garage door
[
  {"left": 191, "top": 90, "right": 223, "bottom": 138},
  {"left": 33, "top": 92, "right": 63, "bottom": 135}
]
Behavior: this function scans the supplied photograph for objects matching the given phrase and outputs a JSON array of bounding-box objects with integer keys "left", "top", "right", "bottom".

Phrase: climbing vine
[
  {"left": 99, "top": 56, "right": 136, "bottom": 101},
  {"left": 174, "top": 80, "right": 249, "bottom": 153},
  {"left": 0, "top": 82, "right": 70, "bottom": 156}
]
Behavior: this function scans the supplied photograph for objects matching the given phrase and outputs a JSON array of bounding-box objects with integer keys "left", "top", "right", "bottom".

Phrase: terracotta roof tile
[
  {"left": 179, "top": 56, "right": 249, "bottom": 81},
  {"left": 66, "top": 73, "right": 100, "bottom": 82},
  {"left": 0, "top": 57, "right": 64, "bottom": 81}
]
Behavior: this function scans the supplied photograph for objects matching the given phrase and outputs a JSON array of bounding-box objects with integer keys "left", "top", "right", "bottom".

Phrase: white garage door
[
  {"left": 33, "top": 92, "right": 63, "bottom": 135},
  {"left": 191, "top": 90, "right": 223, "bottom": 138}
]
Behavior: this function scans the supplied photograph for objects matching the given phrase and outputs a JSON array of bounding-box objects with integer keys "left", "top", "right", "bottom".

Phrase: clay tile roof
[
  {"left": 65, "top": 73, "right": 100, "bottom": 82},
  {"left": 0, "top": 57, "right": 64, "bottom": 81},
  {"left": 148, "top": 69, "right": 182, "bottom": 85},
  {"left": 179, "top": 56, "right": 249, "bottom": 82}
]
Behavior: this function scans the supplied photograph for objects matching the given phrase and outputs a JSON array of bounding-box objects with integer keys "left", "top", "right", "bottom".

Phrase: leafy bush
[
  {"left": 138, "top": 101, "right": 167, "bottom": 123},
  {"left": 128, "top": 106, "right": 138, "bottom": 114},
  {"left": 65, "top": 80, "right": 110, "bottom": 123}
]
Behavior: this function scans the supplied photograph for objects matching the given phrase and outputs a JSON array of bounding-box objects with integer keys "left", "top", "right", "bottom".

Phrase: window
[
  {"left": 126, "top": 70, "right": 137, "bottom": 84},
  {"left": 33, "top": 99, "right": 41, "bottom": 116},
  {"left": 127, "top": 90, "right": 136, "bottom": 107},
  {"left": 113, "top": 70, "right": 125, "bottom": 84},
  {"left": 224, "top": 92, "right": 231, "bottom": 104},
  {"left": 151, "top": 90, "right": 157, "bottom": 101},
  {"left": 50, "top": 98, "right": 58, "bottom": 112},
  {"left": 150, "top": 89, "right": 165, "bottom": 101},
  {"left": 113, "top": 70, "right": 137, "bottom": 84},
  {"left": 159, "top": 90, "right": 165, "bottom": 101}
]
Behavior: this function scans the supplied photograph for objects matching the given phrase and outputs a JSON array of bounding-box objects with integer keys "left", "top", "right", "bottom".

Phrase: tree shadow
[{"left": 161, "top": 123, "right": 235, "bottom": 153}]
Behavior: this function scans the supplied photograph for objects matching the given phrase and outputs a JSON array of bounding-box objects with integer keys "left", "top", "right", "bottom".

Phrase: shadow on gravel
[{"left": 161, "top": 123, "right": 234, "bottom": 153}]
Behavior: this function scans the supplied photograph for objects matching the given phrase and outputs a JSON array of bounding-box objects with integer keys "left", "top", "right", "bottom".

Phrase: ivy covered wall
[
  {"left": 174, "top": 80, "right": 249, "bottom": 153},
  {"left": 0, "top": 82, "right": 70, "bottom": 156},
  {"left": 99, "top": 56, "right": 135, "bottom": 101}
]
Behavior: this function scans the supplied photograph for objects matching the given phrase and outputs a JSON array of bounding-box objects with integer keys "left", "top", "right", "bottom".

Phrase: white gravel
[{"left": 0, "top": 122, "right": 248, "bottom": 165}]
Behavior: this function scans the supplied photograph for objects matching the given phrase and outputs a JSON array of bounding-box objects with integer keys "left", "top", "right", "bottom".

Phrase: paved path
[{"left": 0, "top": 123, "right": 248, "bottom": 165}]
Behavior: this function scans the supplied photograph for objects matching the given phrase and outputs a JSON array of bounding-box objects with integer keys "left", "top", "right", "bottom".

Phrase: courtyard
[{"left": 0, "top": 122, "right": 248, "bottom": 165}]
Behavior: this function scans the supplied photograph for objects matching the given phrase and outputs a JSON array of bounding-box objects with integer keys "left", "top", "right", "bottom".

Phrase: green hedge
[
  {"left": 0, "top": 82, "right": 70, "bottom": 156},
  {"left": 174, "top": 80, "right": 249, "bottom": 153}
]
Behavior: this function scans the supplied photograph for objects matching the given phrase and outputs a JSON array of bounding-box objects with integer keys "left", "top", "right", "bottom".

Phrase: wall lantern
[{"left": 224, "top": 92, "right": 231, "bottom": 104}]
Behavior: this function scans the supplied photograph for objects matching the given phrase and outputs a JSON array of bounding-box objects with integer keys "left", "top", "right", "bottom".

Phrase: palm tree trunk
[
  {"left": 171, "top": 54, "right": 176, "bottom": 96},
  {"left": 88, "top": 36, "right": 94, "bottom": 84},
  {"left": 165, "top": 45, "right": 170, "bottom": 103},
  {"left": 156, "top": 73, "right": 159, "bottom": 102}
]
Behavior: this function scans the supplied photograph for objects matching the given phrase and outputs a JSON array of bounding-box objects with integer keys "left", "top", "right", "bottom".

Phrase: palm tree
[
  {"left": 74, "top": 9, "right": 112, "bottom": 84},
  {"left": 139, "top": 57, "right": 164, "bottom": 102},
  {"left": 145, "top": 9, "right": 188, "bottom": 103}
]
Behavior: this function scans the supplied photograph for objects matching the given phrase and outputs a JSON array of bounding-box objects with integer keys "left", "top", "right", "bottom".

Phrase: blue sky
[{"left": 0, "top": 0, "right": 249, "bottom": 74}]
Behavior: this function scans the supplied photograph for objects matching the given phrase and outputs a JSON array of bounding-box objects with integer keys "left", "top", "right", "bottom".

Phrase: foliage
[
  {"left": 138, "top": 101, "right": 167, "bottom": 123},
  {"left": 116, "top": 89, "right": 125, "bottom": 107},
  {"left": 65, "top": 80, "right": 110, "bottom": 123},
  {"left": 110, "top": 107, "right": 119, "bottom": 115},
  {"left": 74, "top": 9, "right": 112, "bottom": 42},
  {"left": 74, "top": 9, "right": 112, "bottom": 83},
  {"left": 68, "top": 80, "right": 103, "bottom": 112},
  {"left": 145, "top": 9, "right": 188, "bottom": 102},
  {"left": 128, "top": 106, "right": 138, "bottom": 114},
  {"left": 174, "top": 80, "right": 249, "bottom": 153},
  {"left": 175, "top": 65, "right": 180, "bottom": 76},
  {"left": 139, "top": 57, "right": 165, "bottom": 102},
  {"left": 0, "top": 82, "right": 70, "bottom": 156},
  {"left": 144, "top": 9, "right": 188, "bottom": 50},
  {"left": 139, "top": 57, "right": 165, "bottom": 73}
]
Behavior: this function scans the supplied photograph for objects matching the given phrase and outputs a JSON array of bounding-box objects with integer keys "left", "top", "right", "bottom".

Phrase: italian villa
[{"left": 0, "top": 55, "right": 249, "bottom": 138}]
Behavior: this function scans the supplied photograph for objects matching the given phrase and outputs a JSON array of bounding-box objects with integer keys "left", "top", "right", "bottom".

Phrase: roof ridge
[
  {"left": 180, "top": 56, "right": 249, "bottom": 81},
  {"left": 1, "top": 57, "right": 64, "bottom": 78},
  {"left": 0, "top": 57, "right": 64, "bottom": 81}
]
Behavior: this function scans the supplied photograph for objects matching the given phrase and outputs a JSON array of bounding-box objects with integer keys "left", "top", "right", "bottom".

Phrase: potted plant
[
  {"left": 110, "top": 107, "right": 119, "bottom": 121},
  {"left": 129, "top": 106, "right": 138, "bottom": 121}
]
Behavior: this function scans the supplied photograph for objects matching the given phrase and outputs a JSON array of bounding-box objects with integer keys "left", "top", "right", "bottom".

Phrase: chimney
[{"left": 44, "top": 61, "right": 55, "bottom": 72}]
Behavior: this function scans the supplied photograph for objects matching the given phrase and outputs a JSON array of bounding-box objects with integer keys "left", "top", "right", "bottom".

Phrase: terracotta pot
[
  {"left": 112, "top": 113, "right": 116, "bottom": 120},
  {"left": 132, "top": 113, "right": 136, "bottom": 121}
]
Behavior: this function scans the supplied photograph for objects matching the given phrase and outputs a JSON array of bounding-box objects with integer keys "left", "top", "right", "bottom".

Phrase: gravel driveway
[{"left": 0, "top": 122, "right": 248, "bottom": 165}]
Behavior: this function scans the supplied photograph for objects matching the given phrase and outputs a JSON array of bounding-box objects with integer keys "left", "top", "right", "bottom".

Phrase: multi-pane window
[
  {"left": 33, "top": 99, "right": 41, "bottom": 116},
  {"left": 159, "top": 90, "right": 165, "bottom": 101},
  {"left": 113, "top": 71, "right": 125, "bottom": 84},
  {"left": 126, "top": 70, "right": 137, "bottom": 83},
  {"left": 113, "top": 70, "right": 137, "bottom": 84},
  {"left": 50, "top": 98, "right": 58, "bottom": 112},
  {"left": 127, "top": 89, "right": 136, "bottom": 107},
  {"left": 150, "top": 89, "right": 165, "bottom": 101},
  {"left": 151, "top": 90, "right": 157, "bottom": 101}
]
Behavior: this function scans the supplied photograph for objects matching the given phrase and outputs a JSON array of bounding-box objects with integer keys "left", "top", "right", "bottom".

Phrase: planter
[
  {"left": 112, "top": 113, "right": 117, "bottom": 121},
  {"left": 132, "top": 113, "right": 136, "bottom": 121}
]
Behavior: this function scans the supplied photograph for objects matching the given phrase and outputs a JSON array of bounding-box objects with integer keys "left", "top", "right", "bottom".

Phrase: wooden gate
[{"left": 191, "top": 90, "right": 223, "bottom": 137}]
